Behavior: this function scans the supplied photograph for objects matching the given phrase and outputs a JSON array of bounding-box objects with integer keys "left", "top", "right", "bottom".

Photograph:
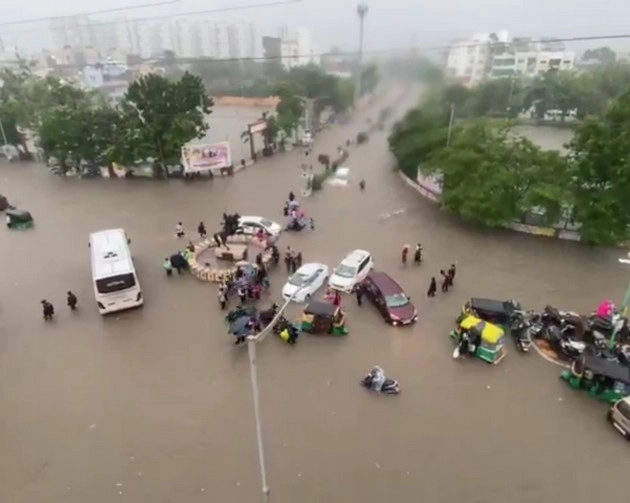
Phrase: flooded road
[{"left": 1, "top": 85, "right": 630, "bottom": 503}]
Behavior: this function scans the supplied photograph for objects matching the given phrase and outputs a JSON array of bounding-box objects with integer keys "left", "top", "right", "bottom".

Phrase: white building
[
  {"left": 115, "top": 19, "right": 141, "bottom": 55},
  {"left": 226, "top": 23, "right": 263, "bottom": 60},
  {"left": 278, "top": 27, "right": 319, "bottom": 69},
  {"left": 490, "top": 51, "right": 575, "bottom": 78},
  {"left": 445, "top": 31, "right": 508, "bottom": 86},
  {"left": 50, "top": 15, "right": 95, "bottom": 50},
  {"left": 447, "top": 30, "right": 575, "bottom": 84}
]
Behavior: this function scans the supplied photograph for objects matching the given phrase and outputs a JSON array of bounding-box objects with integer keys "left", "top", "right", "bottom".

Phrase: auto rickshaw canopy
[
  {"left": 465, "top": 297, "right": 515, "bottom": 325},
  {"left": 303, "top": 301, "right": 339, "bottom": 318},
  {"left": 459, "top": 315, "right": 504, "bottom": 344},
  {"left": 6, "top": 208, "right": 33, "bottom": 222},
  {"left": 576, "top": 354, "right": 630, "bottom": 384}
]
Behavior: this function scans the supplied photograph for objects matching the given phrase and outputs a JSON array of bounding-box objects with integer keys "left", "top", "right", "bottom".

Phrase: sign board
[
  {"left": 248, "top": 120, "right": 267, "bottom": 135},
  {"left": 181, "top": 142, "right": 232, "bottom": 173}
]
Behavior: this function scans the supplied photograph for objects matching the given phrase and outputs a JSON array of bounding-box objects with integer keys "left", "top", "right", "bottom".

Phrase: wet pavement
[{"left": 1, "top": 85, "right": 630, "bottom": 503}]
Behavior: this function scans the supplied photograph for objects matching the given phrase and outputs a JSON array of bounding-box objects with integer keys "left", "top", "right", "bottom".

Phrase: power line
[
  {"left": 0, "top": 0, "right": 181, "bottom": 28},
  {"left": 1, "top": 31, "right": 628, "bottom": 68},
  {"left": 0, "top": 0, "right": 302, "bottom": 35}
]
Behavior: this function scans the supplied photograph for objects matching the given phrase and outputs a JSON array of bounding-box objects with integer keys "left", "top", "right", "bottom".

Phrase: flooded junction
[{"left": 1, "top": 86, "right": 630, "bottom": 503}]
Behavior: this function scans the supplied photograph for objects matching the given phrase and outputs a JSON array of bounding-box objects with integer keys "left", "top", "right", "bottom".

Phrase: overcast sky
[{"left": 1, "top": 0, "right": 630, "bottom": 54}]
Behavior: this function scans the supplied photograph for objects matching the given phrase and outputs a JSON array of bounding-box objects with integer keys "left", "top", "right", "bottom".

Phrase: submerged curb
[{"left": 396, "top": 170, "right": 584, "bottom": 242}]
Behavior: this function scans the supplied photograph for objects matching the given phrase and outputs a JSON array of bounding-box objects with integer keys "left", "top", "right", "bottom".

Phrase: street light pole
[
  {"left": 446, "top": 104, "right": 455, "bottom": 147},
  {"left": 356, "top": 3, "right": 369, "bottom": 101},
  {"left": 0, "top": 118, "right": 8, "bottom": 145},
  {"left": 246, "top": 287, "right": 305, "bottom": 503}
]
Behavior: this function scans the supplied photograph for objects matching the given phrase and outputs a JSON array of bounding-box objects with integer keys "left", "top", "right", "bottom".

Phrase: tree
[
  {"left": 124, "top": 72, "right": 212, "bottom": 170},
  {"left": 464, "top": 78, "right": 524, "bottom": 118},
  {"left": 388, "top": 101, "right": 451, "bottom": 180},
  {"left": 360, "top": 64, "right": 379, "bottom": 94},
  {"left": 274, "top": 81, "right": 305, "bottom": 137},
  {"left": 568, "top": 89, "right": 630, "bottom": 245},
  {"left": 523, "top": 71, "right": 593, "bottom": 120},
  {"left": 424, "top": 121, "right": 568, "bottom": 227},
  {"left": 583, "top": 47, "right": 616, "bottom": 65}
]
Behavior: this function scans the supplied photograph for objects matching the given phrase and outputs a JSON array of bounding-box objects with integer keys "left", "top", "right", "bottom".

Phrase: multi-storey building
[
  {"left": 276, "top": 26, "right": 319, "bottom": 69},
  {"left": 490, "top": 51, "right": 575, "bottom": 78},
  {"left": 447, "top": 31, "right": 576, "bottom": 85},
  {"left": 50, "top": 15, "right": 95, "bottom": 50},
  {"left": 445, "top": 31, "right": 508, "bottom": 85}
]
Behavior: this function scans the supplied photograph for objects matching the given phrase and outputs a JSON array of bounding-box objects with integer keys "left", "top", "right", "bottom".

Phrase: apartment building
[
  {"left": 447, "top": 31, "right": 575, "bottom": 85},
  {"left": 445, "top": 31, "right": 508, "bottom": 85},
  {"left": 276, "top": 27, "right": 319, "bottom": 69},
  {"left": 490, "top": 51, "right": 575, "bottom": 78}
]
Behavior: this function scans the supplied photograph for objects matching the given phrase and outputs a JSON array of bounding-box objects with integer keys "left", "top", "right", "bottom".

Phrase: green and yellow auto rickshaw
[
  {"left": 450, "top": 315, "right": 507, "bottom": 364},
  {"left": 561, "top": 354, "right": 630, "bottom": 403},
  {"left": 5, "top": 208, "right": 34, "bottom": 230},
  {"left": 300, "top": 301, "right": 348, "bottom": 336}
]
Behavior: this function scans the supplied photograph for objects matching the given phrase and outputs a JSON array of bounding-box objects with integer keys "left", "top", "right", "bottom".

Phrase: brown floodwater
[{"left": 1, "top": 85, "right": 630, "bottom": 503}]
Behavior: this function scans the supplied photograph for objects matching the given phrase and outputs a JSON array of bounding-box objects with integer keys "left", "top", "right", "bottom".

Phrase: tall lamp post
[
  {"left": 618, "top": 252, "right": 630, "bottom": 316},
  {"left": 356, "top": 3, "right": 369, "bottom": 100},
  {"left": 246, "top": 286, "right": 305, "bottom": 503}
]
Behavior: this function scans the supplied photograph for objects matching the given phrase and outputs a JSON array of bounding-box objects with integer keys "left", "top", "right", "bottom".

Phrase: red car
[{"left": 361, "top": 271, "right": 417, "bottom": 326}]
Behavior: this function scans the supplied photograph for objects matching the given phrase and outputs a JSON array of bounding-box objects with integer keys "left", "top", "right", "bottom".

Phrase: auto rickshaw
[
  {"left": 460, "top": 297, "right": 518, "bottom": 328},
  {"left": 561, "top": 354, "right": 630, "bottom": 403},
  {"left": 300, "top": 301, "right": 348, "bottom": 336},
  {"left": 450, "top": 315, "right": 507, "bottom": 364},
  {"left": 5, "top": 208, "right": 34, "bottom": 230}
]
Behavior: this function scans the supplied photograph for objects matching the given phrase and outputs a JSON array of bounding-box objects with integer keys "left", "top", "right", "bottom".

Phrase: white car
[
  {"left": 282, "top": 263, "right": 330, "bottom": 302},
  {"left": 328, "top": 249, "right": 373, "bottom": 293},
  {"left": 328, "top": 166, "right": 351, "bottom": 186},
  {"left": 237, "top": 216, "right": 283, "bottom": 237}
]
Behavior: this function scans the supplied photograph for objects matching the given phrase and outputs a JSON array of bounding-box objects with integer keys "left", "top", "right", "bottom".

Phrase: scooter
[
  {"left": 510, "top": 311, "right": 532, "bottom": 353},
  {"left": 361, "top": 366, "right": 400, "bottom": 394}
]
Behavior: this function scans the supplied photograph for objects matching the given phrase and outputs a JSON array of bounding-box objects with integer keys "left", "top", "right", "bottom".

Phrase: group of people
[
  {"left": 427, "top": 264, "right": 457, "bottom": 297},
  {"left": 218, "top": 259, "right": 272, "bottom": 310},
  {"left": 41, "top": 292, "right": 78, "bottom": 321},
  {"left": 284, "top": 246, "right": 304, "bottom": 274},
  {"left": 401, "top": 244, "right": 423, "bottom": 265}
]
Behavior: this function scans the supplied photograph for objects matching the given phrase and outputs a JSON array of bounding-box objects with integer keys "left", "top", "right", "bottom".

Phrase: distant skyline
[{"left": 2, "top": 0, "right": 630, "bottom": 55}]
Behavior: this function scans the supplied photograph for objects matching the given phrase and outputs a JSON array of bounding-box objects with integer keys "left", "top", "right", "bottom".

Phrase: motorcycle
[
  {"left": 360, "top": 366, "right": 400, "bottom": 395},
  {"left": 510, "top": 310, "right": 532, "bottom": 352}
]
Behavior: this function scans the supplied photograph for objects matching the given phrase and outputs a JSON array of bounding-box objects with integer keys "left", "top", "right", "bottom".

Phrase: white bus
[{"left": 89, "top": 228, "right": 143, "bottom": 315}]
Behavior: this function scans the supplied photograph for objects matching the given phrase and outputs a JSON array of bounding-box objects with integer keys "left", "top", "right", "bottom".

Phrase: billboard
[{"left": 181, "top": 141, "right": 232, "bottom": 173}]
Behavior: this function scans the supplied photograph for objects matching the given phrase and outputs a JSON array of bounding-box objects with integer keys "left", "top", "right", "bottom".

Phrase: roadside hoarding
[{"left": 181, "top": 141, "right": 232, "bottom": 173}]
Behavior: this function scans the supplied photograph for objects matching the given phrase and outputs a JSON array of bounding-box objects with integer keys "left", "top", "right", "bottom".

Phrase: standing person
[
  {"left": 448, "top": 263, "right": 456, "bottom": 284},
  {"left": 41, "top": 300, "right": 54, "bottom": 321},
  {"left": 359, "top": 179, "right": 365, "bottom": 190},
  {"left": 401, "top": 244, "right": 410, "bottom": 265},
  {"left": 175, "top": 222, "right": 185, "bottom": 238},
  {"left": 333, "top": 290, "right": 342, "bottom": 307},
  {"left": 295, "top": 251, "right": 303, "bottom": 269},
  {"left": 66, "top": 291, "right": 78, "bottom": 311},
  {"left": 427, "top": 277, "right": 437, "bottom": 297},
  {"left": 309, "top": 217, "right": 315, "bottom": 230},
  {"left": 355, "top": 284, "right": 364, "bottom": 306},
  {"left": 288, "top": 191, "right": 295, "bottom": 201},
  {"left": 218, "top": 288, "right": 227, "bottom": 310},
  {"left": 414, "top": 244, "right": 423, "bottom": 264},
  {"left": 440, "top": 270, "right": 449, "bottom": 293},
  {"left": 163, "top": 257, "right": 173, "bottom": 276},
  {"left": 284, "top": 247, "right": 293, "bottom": 273},
  {"left": 238, "top": 287, "right": 247, "bottom": 304},
  {"left": 197, "top": 221, "right": 207, "bottom": 239}
]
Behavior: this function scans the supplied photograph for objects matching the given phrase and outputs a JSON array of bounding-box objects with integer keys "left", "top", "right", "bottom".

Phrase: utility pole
[
  {"left": 446, "top": 104, "right": 455, "bottom": 147},
  {"left": 355, "top": 3, "right": 368, "bottom": 101},
  {"left": 246, "top": 287, "right": 306, "bottom": 503},
  {"left": 0, "top": 118, "right": 8, "bottom": 145}
]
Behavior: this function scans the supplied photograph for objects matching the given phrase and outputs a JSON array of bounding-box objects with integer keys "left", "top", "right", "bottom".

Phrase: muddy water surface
[{"left": 1, "top": 86, "right": 629, "bottom": 503}]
